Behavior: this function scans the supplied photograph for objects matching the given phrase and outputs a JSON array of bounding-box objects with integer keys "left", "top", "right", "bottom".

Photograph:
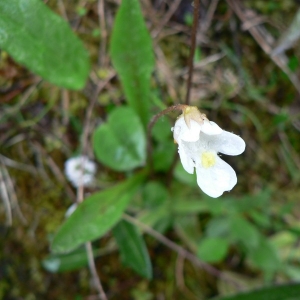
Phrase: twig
[
  {"left": 123, "top": 214, "right": 241, "bottom": 288},
  {"left": 226, "top": 0, "right": 300, "bottom": 95},
  {"left": 76, "top": 179, "right": 107, "bottom": 300},
  {"left": 155, "top": 45, "right": 178, "bottom": 100},
  {"left": 185, "top": 0, "right": 200, "bottom": 105},
  {"left": 176, "top": 253, "right": 199, "bottom": 300},
  {"left": 0, "top": 79, "right": 42, "bottom": 119},
  {"left": 201, "top": 0, "right": 219, "bottom": 34},
  {"left": 1, "top": 165, "right": 27, "bottom": 225},
  {"left": 61, "top": 89, "right": 70, "bottom": 126},
  {"left": 0, "top": 154, "right": 37, "bottom": 174},
  {"left": 152, "top": 0, "right": 182, "bottom": 39},
  {"left": 57, "top": 0, "right": 68, "bottom": 21},
  {"left": 180, "top": 52, "right": 226, "bottom": 75},
  {"left": 0, "top": 168, "right": 12, "bottom": 226},
  {"left": 98, "top": 0, "right": 108, "bottom": 67},
  {"left": 85, "top": 242, "right": 108, "bottom": 300},
  {"left": 32, "top": 141, "right": 76, "bottom": 201}
]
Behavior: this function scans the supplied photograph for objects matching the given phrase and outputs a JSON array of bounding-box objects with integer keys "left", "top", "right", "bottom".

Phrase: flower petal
[
  {"left": 182, "top": 120, "right": 202, "bottom": 142},
  {"left": 201, "top": 120, "right": 223, "bottom": 135},
  {"left": 172, "top": 117, "right": 183, "bottom": 143},
  {"left": 178, "top": 143, "right": 194, "bottom": 174},
  {"left": 200, "top": 131, "right": 245, "bottom": 156},
  {"left": 173, "top": 116, "right": 201, "bottom": 142},
  {"left": 196, "top": 157, "right": 237, "bottom": 198}
]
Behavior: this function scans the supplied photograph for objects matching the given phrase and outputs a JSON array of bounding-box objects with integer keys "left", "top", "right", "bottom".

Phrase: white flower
[
  {"left": 174, "top": 117, "right": 223, "bottom": 143},
  {"left": 177, "top": 105, "right": 223, "bottom": 142},
  {"left": 173, "top": 116, "right": 245, "bottom": 198},
  {"left": 64, "top": 156, "right": 96, "bottom": 188}
]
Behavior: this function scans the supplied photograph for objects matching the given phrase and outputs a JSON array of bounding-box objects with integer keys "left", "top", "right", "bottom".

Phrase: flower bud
[{"left": 182, "top": 106, "right": 207, "bottom": 128}]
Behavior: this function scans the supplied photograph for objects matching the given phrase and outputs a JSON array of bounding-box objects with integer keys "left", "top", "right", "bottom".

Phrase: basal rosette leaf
[
  {"left": 113, "top": 220, "right": 152, "bottom": 279},
  {"left": 110, "top": 0, "right": 154, "bottom": 127},
  {"left": 0, "top": 0, "right": 90, "bottom": 89},
  {"left": 93, "top": 106, "right": 146, "bottom": 171},
  {"left": 51, "top": 173, "right": 145, "bottom": 254}
]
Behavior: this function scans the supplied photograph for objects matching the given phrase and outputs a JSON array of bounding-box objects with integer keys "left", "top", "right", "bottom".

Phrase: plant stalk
[{"left": 185, "top": 0, "right": 200, "bottom": 105}]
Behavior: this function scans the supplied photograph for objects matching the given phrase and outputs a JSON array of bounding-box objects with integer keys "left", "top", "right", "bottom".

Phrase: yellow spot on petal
[{"left": 201, "top": 152, "right": 216, "bottom": 168}]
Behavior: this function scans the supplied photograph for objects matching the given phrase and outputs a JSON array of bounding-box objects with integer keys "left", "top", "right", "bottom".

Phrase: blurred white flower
[
  {"left": 65, "top": 156, "right": 96, "bottom": 188},
  {"left": 172, "top": 115, "right": 245, "bottom": 198}
]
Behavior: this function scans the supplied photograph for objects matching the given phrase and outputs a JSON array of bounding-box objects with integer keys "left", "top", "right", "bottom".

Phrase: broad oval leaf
[
  {"left": 142, "top": 181, "right": 168, "bottom": 208},
  {"left": 248, "top": 238, "right": 280, "bottom": 273},
  {"left": 213, "top": 283, "right": 300, "bottom": 300},
  {"left": 0, "top": 0, "right": 90, "bottom": 89},
  {"left": 113, "top": 220, "right": 152, "bottom": 279},
  {"left": 93, "top": 106, "right": 146, "bottom": 171},
  {"left": 51, "top": 173, "right": 145, "bottom": 254},
  {"left": 197, "top": 237, "right": 229, "bottom": 263},
  {"left": 110, "top": 0, "right": 154, "bottom": 127},
  {"left": 229, "top": 216, "right": 260, "bottom": 250}
]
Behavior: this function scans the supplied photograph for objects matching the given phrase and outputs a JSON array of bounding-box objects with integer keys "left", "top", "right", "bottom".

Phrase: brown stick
[
  {"left": 185, "top": 0, "right": 200, "bottom": 105},
  {"left": 226, "top": 0, "right": 300, "bottom": 95},
  {"left": 77, "top": 182, "right": 107, "bottom": 300},
  {"left": 123, "top": 214, "right": 242, "bottom": 288}
]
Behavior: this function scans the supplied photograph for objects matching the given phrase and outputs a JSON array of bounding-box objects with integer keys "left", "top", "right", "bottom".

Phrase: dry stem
[
  {"left": 185, "top": 0, "right": 200, "bottom": 105},
  {"left": 123, "top": 214, "right": 242, "bottom": 289},
  {"left": 77, "top": 182, "right": 107, "bottom": 300}
]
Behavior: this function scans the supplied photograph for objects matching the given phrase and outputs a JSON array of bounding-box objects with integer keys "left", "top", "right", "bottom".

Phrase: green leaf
[
  {"left": 0, "top": 0, "right": 90, "bottom": 89},
  {"left": 142, "top": 181, "right": 168, "bottom": 208},
  {"left": 113, "top": 220, "right": 152, "bottom": 279},
  {"left": 213, "top": 283, "right": 300, "bottom": 300},
  {"left": 175, "top": 215, "right": 202, "bottom": 252},
  {"left": 42, "top": 247, "right": 89, "bottom": 273},
  {"left": 153, "top": 140, "right": 176, "bottom": 172},
  {"left": 51, "top": 173, "right": 145, "bottom": 254},
  {"left": 110, "top": 0, "right": 154, "bottom": 127},
  {"left": 139, "top": 202, "right": 171, "bottom": 232},
  {"left": 284, "top": 264, "right": 300, "bottom": 280},
  {"left": 152, "top": 117, "right": 172, "bottom": 142},
  {"left": 43, "top": 246, "right": 109, "bottom": 273},
  {"left": 174, "top": 162, "right": 198, "bottom": 188},
  {"left": 93, "top": 106, "right": 146, "bottom": 171},
  {"left": 197, "top": 237, "right": 229, "bottom": 263},
  {"left": 206, "top": 217, "right": 231, "bottom": 237},
  {"left": 173, "top": 199, "right": 210, "bottom": 214},
  {"left": 248, "top": 238, "right": 280, "bottom": 273},
  {"left": 229, "top": 216, "right": 260, "bottom": 250}
]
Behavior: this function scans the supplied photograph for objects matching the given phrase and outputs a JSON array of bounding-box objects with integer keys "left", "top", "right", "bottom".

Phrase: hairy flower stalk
[{"left": 172, "top": 106, "right": 245, "bottom": 198}]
